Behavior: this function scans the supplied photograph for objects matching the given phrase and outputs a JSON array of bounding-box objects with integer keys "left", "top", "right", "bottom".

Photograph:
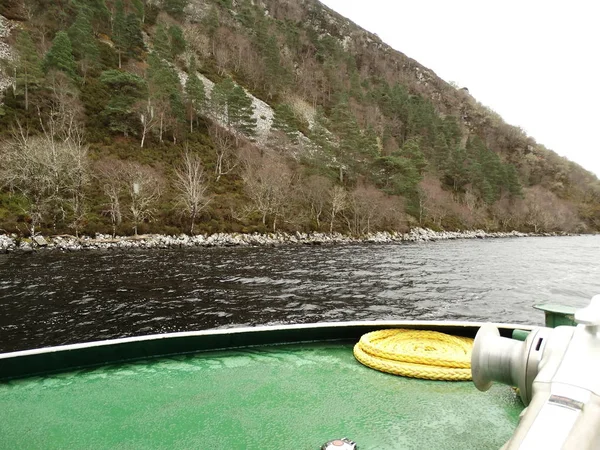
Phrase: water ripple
[{"left": 0, "top": 236, "right": 599, "bottom": 352}]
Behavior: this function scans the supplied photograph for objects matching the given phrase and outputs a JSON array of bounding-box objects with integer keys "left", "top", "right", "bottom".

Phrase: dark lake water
[{"left": 1, "top": 236, "right": 599, "bottom": 353}]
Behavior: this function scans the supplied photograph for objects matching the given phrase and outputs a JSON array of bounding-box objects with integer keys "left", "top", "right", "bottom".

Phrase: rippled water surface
[{"left": 1, "top": 236, "right": 599, "bottom": 352}]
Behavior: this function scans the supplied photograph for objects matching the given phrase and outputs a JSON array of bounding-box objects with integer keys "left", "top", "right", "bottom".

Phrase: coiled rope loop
[{"left": 353, "top": 329, "right": 474, "bottom": 381}]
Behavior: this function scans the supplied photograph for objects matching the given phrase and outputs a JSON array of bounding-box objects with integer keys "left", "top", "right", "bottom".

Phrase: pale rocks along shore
[{"left": 0, "top": 229, "right": 568, "bottom": 254}]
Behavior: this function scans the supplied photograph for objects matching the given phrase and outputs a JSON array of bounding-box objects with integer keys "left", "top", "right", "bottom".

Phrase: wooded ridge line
[{"left": 0, "top": 0, "right": 598, "bottom": 238}]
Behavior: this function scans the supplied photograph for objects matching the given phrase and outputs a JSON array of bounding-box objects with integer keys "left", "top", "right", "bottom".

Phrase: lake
[{"left": 1, "top": 236, "right": 599, "bottom": 353}]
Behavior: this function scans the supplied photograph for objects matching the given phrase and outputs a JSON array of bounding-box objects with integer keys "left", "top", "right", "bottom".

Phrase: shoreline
[{"left": 0, "top": 228, "right": 575, "bottom": 254}]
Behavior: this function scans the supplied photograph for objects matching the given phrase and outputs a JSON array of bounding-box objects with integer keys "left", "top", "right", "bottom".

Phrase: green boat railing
[
  {"left": 0, "top": 320, "right": 528, "bottom": 381},
  {"left": 533, "top": 303, "right": 577, "bottom": 327}
]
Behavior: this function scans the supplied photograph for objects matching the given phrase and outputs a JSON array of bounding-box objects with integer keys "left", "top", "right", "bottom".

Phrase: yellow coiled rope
[{"left": 353, "top": 329, "right": 474, "bottom": 381}]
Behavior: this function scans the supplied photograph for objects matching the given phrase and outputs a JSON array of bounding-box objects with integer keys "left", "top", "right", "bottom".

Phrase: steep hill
[{"left": 0, "top": 0, "right": 598, "bottom": 237}]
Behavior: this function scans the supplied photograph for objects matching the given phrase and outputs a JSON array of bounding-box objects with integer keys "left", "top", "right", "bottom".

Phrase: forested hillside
[{"left": 0, "top": 0, "right": 598, "bottom": 237}]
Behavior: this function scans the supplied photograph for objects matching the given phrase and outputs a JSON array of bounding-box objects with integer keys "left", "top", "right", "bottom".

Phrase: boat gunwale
[{"left": 0, "top": 320, "right": 534, "bottom": 381}]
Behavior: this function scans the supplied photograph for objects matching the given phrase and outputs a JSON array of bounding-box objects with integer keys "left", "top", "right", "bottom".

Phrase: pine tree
[
  {"left": 401, "top": 138, "right": 427, "bottom": 175},
  {"left": 262, "top": 34, "right": 287, "bottom": 97},
  {"left": 44, "top": 31, "right": 78, "bottom": 80},
  {"left": 347, "top": 55, "right": 363, "bottom": 101},
  {"left": 445, "top": 146, "right": 470, "bottom": 192},
  {"left": 125, "top": 13, "right": 145, "bottom": 58},
  {"left": 163, "top": 0, "right": 188, "bottom": 19},
  {"left": 203, "top": 6, "right": 220, "bottom": 55},
  {"left": 271, "top": 103, "right": 298, "bottom": 142},
  {"left": 359, "top": 125, "right": 379, "bottom": 157},
  {"left": 466, "top": 136, "right": 505, "bottom": 203},
  {"left": 100, "top": 69, "right": 147, "bottom": 135},
  {"left": 330, "top": 97, "right": 361, "bottom": 155},
  {"left": 185, "top": 56, "right": 206, "bottom": 132},
  {"left": 147, "top": 52, "right": 185, "bottom": 141},
  {"left": 503, "top": 163, "right": 523, "bottom": 198},
  {"left": 210, "top": 76, "right": 235, "bottom": 121},
  {"left": 153, "top": 24, "right": 171, "bottom": 61},
  {"left": 310, "top": 106, "right": 331, "bottom": 151},
  {"left": 210, "top": 78, "right": 256, "bottom": 136},
  {"left": 112, "top": 0, "right": 126, "bottom": 68},
  {"left": 432, "top": 127, "right": 450, "bottom": 172},
  {"left": 441, "top": 115, "right": 462, "bottom": 148},
  {"left": 228, "top": 85, "right": 256, "bottom": 137},
  {"left": 68, "top": 9, "right": 100, "bottom": 80},
  {"left": 72, "top": 0, "right": 110, "bottom": 33},
  {"left": 168, "top": 25, "right": 186, "bottom": 59},
  {"left": 374, "top": 152, "right": 421, "bottom": 197},
  {"left": 132, "top": 0, "right": 145, "bottom": 23},
  {"left": 15, "top": 30, "right": 43, "bottom": 111}
]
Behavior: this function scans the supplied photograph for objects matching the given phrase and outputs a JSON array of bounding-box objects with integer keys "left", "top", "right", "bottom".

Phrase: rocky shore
[{"left": 0, "top": 228, "right": 563, "bottom": 254}]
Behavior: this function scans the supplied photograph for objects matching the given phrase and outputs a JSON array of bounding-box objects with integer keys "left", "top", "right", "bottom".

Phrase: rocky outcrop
[
  {"left": 0, "top": 14, "right": 16, "bottom": 93},
  {"left": 0, "top": 229, "right": 558, "bottom": 253}
]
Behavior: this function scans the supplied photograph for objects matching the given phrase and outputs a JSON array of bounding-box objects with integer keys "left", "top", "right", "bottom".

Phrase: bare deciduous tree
[
  {"left": 122, "top": 162, "right": 163, "bottom": 236},
  {"left": 241, "top": 149, "right": 293, "bottom": 231},
  {"left": 329, "top": 185, "right": 347, "bottom": 233},
  {"left": 346, "top": 185, "right": 381, "bottom": 235},
  {"left": 299, "top": 175, "right": 331, "bottom": 229},
  {"left": 522, "top": 186, "right": 577, "bottom": 233},
  {"left": 418, "top": 176, "right": 451, "bottom": 227},
  {"left": 345, "top": 184, "right": 404, "bottom": 235},
  {"left": 138, "top": 101, "right": 158, "bottom": 148},
  {"left": 95, "top": 159, "right": 127, "bottom": 238},
  {"left": 173, "top": 152, "right": 212, "bottom": 235},
  {"left": 0, "top": 114, "right": 90, "bottom": 237},
  {"left": 209, "top": 123, "right": 240, "bottom": 182},
  {"left": 44, "top": 71, "right": 84, "bottom": 139},
  {"left": 491, "top": 193, "right": 520, "bottom": 230},
  {"left": 63, "top": 132, "right": 90, "bottom": 236}
]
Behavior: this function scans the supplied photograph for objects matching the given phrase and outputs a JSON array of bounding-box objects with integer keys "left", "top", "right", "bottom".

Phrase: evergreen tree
[
  {"left": 347, "top": 55, "right": 363, "bottom": 101},
  {"left": 262, "top": 34, "right": 287, "bottom": 97},
  {"left": 100, "top": 69, "right": 147, "bottom": 135},
  {"left": 211, "top": 78, "right": 256, "bottom": 136},
  {"left": 236, "top": 0, "right": 255, "bottom": 28},
  {"left": 444, "top": 146, "right": 470, "bottom": 192},
  {"left": 185, "top": 56, "right": 206, "bottom": 132},
  {"left": 210, "top": 76, "right": 235, "bottom": 120},
  {"left": 112, "top": 0, "right": 126, "bottom": 68},
  {"left": 147, "top": 52, "right": 185, "bottom": 140},
  {"left": 44, "top": 31, "right": 78, "bottom": 80},
  {"left": 310, "top": 106, "right": 332, "bottom": 151},
  {"left": 72, "top": 0, "right": 110, "bottom": 33},
  {"left": 15, "top": 30, "right": 43, "bottom": 111},
  {"left": 441, "top": 115, "right": 462, "bottom": 148},
  {"left": 163, "top": 0, "right": 188, "bottom": 19},
  {"left": 132, "top": 0, "right": 145, "bottom": 23},
  {"left": 330, "top": 97, "right": 361, "bottom": 155},
  {"left": 153, "top": 24, "right": 171, "bottom": 61},
  {"left": 125, "top": 13, "right": 145, "bottom": 58},
  {"left": 406, "top": 96, "right": 437, "bottom": 145},
  {"left": 68, "top": 9, "right": 100, "bottom": 78},
  {"left": 271, "top": 103, "right": 298, "bottom": 142},
  {"left": 374, "top": 152, "right": 421, "bottom": 197},
  {"left": 402, "top": 138, "right": 428, "bottom": 175},
  {"left": 228, "top": 85, "right": 256, "bottom": 136},
  {"left": 466, "top": 136, "right": 505, "bottom": 204},
  {"left": 431, "top": 127, "right": 451, "bottom": 172},
  {"left": 204, "top": 6, "right": 220, "bottom": 55},
  {"left": 503, "top": 163, "right": 523, "bottom": 198},
  {"left": 168, "top": 25, "right": 186, "bottom": 59},
  {"left": 359, "top": 125, "right": 379, "bottom": 157}
]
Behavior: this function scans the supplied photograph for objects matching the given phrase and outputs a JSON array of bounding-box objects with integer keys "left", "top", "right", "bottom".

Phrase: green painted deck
[{"left": 0, "top": 342, "right": 522, "bottom": 449}]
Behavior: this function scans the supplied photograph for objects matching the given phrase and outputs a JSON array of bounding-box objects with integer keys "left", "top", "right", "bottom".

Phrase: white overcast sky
[{"left": 320, "top": 0, "right": 600, "bottom": 178}]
